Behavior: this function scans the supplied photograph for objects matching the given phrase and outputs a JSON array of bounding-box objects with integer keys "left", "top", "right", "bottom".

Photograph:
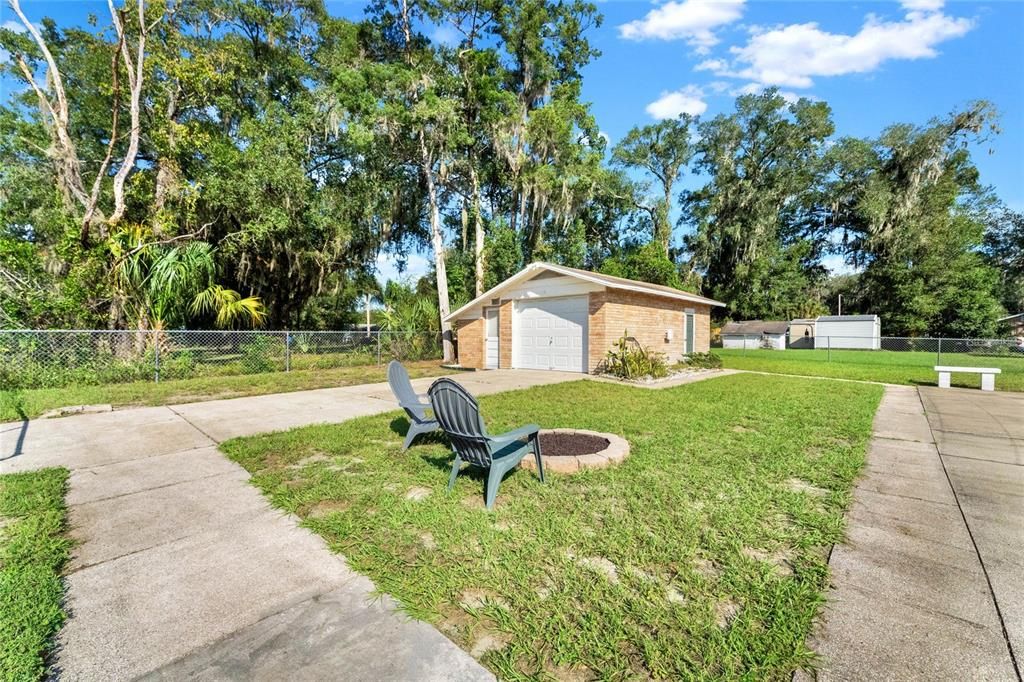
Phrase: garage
[
  {"left": 513, "top": 296, "right": 588, "bottom": 371},
  {"left": 446, "top": 262, "right": 724, "bottom": 373}
]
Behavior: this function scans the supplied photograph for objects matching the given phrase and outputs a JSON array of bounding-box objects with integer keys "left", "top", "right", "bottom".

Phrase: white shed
[
  {"left": 721, "top": 321, "right": 789, "bottom": 351},
  {"left": 814, "top": 315, "right": 881, "bottom": 350}
]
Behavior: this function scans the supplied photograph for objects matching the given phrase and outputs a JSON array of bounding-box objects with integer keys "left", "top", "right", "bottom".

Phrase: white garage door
[{"left": 514, "top": 296, "right": 587, "bottom": 372}]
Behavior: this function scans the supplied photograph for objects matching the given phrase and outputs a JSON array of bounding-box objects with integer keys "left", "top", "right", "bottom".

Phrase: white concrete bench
[{"left": 934, "top": 366, "right": 1001, "bottom": 391}]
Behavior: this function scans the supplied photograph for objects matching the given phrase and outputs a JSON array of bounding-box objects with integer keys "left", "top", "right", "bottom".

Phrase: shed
[
  {"left": 814, "top": 315, "right": 881, "bottom": 350},
  {"left": 721, "top": 321, "right": 789, "bottom": 351},
  {"left": 788, "top": 318, "right": 816, "bottom": 349},
  {"left": 999, "top": 313, "right": 1024, "bottom": 336},
  {"left": 445, "top": 262, "right": 724, "bottom": 373}
]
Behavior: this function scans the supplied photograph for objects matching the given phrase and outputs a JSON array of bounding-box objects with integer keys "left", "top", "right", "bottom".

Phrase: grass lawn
[
  {"left": 717, "top": 348, "right": 1024, "bottom": 392},
  {"left": 0, "top": 468, "right": 72, "bottom": 681},
  {"left": 224, "top": 374, "right": 882, "bottom": 680},
  {"left": 0, "top": 360, "right": 448, "bottom": 422}
]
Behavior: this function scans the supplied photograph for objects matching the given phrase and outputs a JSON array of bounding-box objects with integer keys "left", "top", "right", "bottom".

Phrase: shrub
[
  {"left": 600, "top": 333, "right": 668, "bottom": 380},
  {"left": 239, "top": 336, "right": 278, "bottom": 373},
  {"left": 681, "top": 352, "right": 723, "bottom": 369}
]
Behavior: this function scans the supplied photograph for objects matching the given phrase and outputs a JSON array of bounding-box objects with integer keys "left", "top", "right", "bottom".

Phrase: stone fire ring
[{"left": 519, "top": 429, "right": 630, "bottom": 474}]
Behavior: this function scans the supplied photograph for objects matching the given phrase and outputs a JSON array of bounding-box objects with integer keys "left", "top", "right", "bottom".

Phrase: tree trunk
[
  {"left": 470, "top": 165, "right": 485, "bottom": 296},
  {"left": 420, "top": 134, "right": 454, "bottom": 363}
]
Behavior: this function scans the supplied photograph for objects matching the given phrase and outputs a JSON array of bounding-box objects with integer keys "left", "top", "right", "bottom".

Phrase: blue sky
[{"left": 3, "top": 0, "right": 1022, "bottom": 284}]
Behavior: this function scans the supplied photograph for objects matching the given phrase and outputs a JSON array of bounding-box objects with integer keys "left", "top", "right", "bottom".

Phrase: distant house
[
  {"left": 721, "top": 321, "right": 789, "bottom": 351},
  {"left": 999, "top": 313, "right": 1024, "bottom": 336},
  {"left": 789, "top": 318, "right": 816, "bottom": 349},
  {"left": 814, "top": 315, "right": 881, "bottom": 350}
]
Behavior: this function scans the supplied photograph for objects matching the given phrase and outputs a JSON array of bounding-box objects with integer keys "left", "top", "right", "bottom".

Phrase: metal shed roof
[{"left": 817, "top": 315, "right": 878, "bottom": 322}]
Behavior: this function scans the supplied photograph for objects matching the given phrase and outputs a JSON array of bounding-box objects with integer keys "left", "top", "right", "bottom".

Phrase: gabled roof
[
  {"left": 444, "top": 262, "right": 724, "bottom": 322},
  {"left": 721, "top": 320, "right": 789, "bottom": 335}
]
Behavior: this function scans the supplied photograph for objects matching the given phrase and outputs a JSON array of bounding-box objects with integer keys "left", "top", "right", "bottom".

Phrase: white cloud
[
  {"left": 645, "top": 85, "right": 707, "bottom": 119},
  {"left": 2, "top": 20, "right": 28, "bottom": 34},
  {"left": 695, "top": 58, "right": 728, "bottom": 72},
  {"left": 707, "top": 80, "right": 731, "bottom": 93},
  {"left": 376, "top": 252, "right": 430, "bottom": 287},
  {"left": 901, "top": 0, "right": 945, "bottom": 11},
  {"left": 717, "top": 4, "right": 973, "bottom": 88},
  {"left": 431, "top": 24, "right": 459, "bottom": 47},
  {"left": 619, "top": 0, "right": 745, "bottom": 53}
]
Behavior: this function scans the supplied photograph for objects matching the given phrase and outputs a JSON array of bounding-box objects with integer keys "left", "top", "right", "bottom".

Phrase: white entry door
[
  {"left": 514, "top": 296, "right": 587, "bottom": 372},
  {"left": 484, "top": 307, "right": 499, "bottom": 369}
]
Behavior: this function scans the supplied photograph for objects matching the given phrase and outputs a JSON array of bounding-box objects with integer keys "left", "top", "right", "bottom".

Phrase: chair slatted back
[
  {"left": 388, "top": 360, "right": 428, "bottom": 422},
  {"left": 428, "top": 378, "right": 493, "bottom": 467}
]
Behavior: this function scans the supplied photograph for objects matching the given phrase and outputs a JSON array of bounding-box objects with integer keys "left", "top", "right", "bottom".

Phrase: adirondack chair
[
  {"left": 427, "top": 377, "right": 544, "bottom": 510},
  {"left": 387, "top": 360, "right": 439, "bottom": 450}
]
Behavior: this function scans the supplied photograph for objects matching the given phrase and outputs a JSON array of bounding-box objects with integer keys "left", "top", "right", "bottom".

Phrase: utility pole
[
  {"left": 838, "top": 294, "right": 843, "bottom": 316},
  {"left": 365, "top": 293, "right": 371, "bottom": 336}
]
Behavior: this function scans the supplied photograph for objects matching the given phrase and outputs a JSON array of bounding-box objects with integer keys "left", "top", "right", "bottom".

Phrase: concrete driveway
[
  {"left": 807, "top": 385, "right": 1023, "bottom": 680},
  {"left": 0, "top": 369, "right": 579, "bottom": 680}
]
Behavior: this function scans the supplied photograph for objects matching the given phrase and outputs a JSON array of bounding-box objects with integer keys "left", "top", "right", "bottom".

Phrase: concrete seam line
[
  {"left": 167, "top": 405, "right": 222, "bottom": 444},
  {"left": 919, "top": 389, "right": 1023, "bottom": 681}
]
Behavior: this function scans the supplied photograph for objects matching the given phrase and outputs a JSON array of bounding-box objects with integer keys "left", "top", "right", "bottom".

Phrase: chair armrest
[{"left": 490, "top": 424, "right": 540, "bottom": 445}]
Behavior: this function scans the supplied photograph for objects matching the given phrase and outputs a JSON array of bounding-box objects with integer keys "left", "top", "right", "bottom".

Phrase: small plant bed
[
  {"left": 520, "top": 429, "right": 629, "bottom": 474},
  {"left": 0, "top": 467, "right": 72, "bottom": 681},
  {"left": 224, "top": 374, "right": 882, "bottom": 679}
]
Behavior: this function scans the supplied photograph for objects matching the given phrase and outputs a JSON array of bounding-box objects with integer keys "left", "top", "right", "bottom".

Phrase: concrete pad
[
  {"left": 871, "top": 412, "right": 934, "bottom": 444},
  {"left": 855, "top": 468, "right": 957, "bottom": 506},
  {"left": 1, "top": 406, "right": 213, "bottom": 473},
  {"left": 934, "top": 430, "right": 1024, "bottom": 465},
  {"left": 809, "top": 582, "right": 1016, "bottom": 681},
  {"left": 830, "top": 523, "right": 993, "bottom": 624},
  {"left": 67, "top": 446, "right": 239, "bottom": 505},
  {"left": 68, "top": 469, "right": 264, "bottom": 569},
  {"left": 56, "top": 515, "right": 357, "bottom": 681},
  {"left": 140, "top": 580, "right": 492, "bottom": 681},
  {"left": 846, "top": 490, "right": 975, "bottom": 551},
  {"left": 985, "top": 557, "right": 1024, "bottom": 664}
]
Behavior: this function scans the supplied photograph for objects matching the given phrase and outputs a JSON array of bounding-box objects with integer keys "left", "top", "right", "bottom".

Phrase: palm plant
[{"left": 108, "top": 226, "right": 266, "bottom": 329}]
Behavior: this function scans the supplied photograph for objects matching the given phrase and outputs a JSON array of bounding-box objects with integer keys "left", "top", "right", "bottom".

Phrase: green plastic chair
[
  {"left": 387, "top": 360, "right": 439, "bottom": 450},
  {"left": 427, "top": 377, "right": 544, "bottom": 510}
]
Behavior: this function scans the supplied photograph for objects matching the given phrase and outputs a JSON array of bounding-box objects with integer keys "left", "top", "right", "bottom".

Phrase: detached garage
[
  {"left": 814, "top": 315, "right": 881, "bottom": 350},
  {"left": 447, "top": 262, "right": 724, "bottom": 373}
]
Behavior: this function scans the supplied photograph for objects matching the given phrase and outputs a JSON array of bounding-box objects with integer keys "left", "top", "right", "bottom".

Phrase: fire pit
[{"left": 519, "top": 429, "right": 630, "bottom": 474}]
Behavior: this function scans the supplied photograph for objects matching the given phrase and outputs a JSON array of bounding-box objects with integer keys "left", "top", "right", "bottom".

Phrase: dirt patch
[
  {"left": 732, "top": 425, "right": 756, "bottom": 433},
  {"left": 539, "top": 432, "right": 610, "bottom": 457},
  {"left": 666, "top": 585, "right": 687, "bottom": 605},
  {"left": 405, "top": 486, "right": 432, "bottom": 501},
  {"left": 460, "top": 588, "right": 506, "bottom": 611},
  {"left": 741, "top": 547, "right": 794, "bottom": 577},
  {"left": 469, "top": 631, "right": 512, "bottom": 659},
  {"left": 546, "top": 663, "right": 597, "bottom": 681},
  {"left": 303, "top": 500, "right": 351, "bottom": 519},
  {"left": 714, "top": 599, "right": 741, "bottom": 628},
  {"left": 577, "top": 556, "right": 619, "bottom": 583},
  {"left": 693, "top": 558, "right": 722, "bottom": 580},
  {"left": 785, "top": 478, "right": 829, "bottom": 497},
  {"left": 419, "top": 532, "right": 437, "bottom": 550}
]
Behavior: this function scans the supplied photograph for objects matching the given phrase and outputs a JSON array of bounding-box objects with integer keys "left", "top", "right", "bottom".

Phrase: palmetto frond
[{"left": 191, "top": 285, "right": 267, "bottom": 328}]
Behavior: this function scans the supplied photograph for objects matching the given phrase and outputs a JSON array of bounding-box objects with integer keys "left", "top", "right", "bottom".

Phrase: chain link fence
[
  {"left": 0, "top": 329, "right": 442, "bottom": 390},
  {"left": 715, "top": 334, "right": 1024, "bottom": 380}
]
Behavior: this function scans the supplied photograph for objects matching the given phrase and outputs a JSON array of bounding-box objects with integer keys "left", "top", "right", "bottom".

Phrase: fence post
[
  {"left": 376, "top": 332, "right": 382, "bottom": 366},
  {"left": 153, "top": 330, "right": 161, "bottom": 383},
  {"left": 937, "top": 337, "right": 942, "bottom": 365},
  {"left": 285, "top": 331, "right": 291, "bottom": 372}
]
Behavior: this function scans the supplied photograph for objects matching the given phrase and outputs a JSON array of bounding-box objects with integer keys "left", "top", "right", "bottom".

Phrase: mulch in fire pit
[{"left": 538, "top": 432, "right": 610, "bottom": 457}]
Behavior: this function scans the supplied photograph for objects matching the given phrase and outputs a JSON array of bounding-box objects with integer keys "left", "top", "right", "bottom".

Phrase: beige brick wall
[
  {"left": 498, "top": 299, "right": 513, "bottom": 368},
  {"left": 456, "top": 317, "right": 485, "bottom": 369},
  {"left": 588, "top": 290, "right": 711, "bottom": 371}
]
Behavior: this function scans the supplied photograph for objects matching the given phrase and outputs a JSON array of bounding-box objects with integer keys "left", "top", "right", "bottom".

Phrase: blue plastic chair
[
  {"left": 427, "top": 377, "right": 544, "bottom": 510},
  {"left": 387, "top": 361, "right": 439, "bottom": 450}
]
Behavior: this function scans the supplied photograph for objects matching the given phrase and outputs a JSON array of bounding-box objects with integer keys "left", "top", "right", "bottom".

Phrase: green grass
[
  {"left": 717, "top": 348, "right": 1024, "bottom": 391},
  {"left": 0, "top": 468, "right": 72, "bottom": 681},
  {"left": 224, "top": 374, "right": 882, "bottom": 680},
  {"left": 0, "top": 360, "right": 449, "bottom": 422}
]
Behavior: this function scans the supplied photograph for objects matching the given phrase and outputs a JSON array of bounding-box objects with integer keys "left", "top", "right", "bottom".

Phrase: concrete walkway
[
  {"left": 806, "top": 385, "right": 1022, "bottom": 680},
  {"left": 0, "top": 369, "right": 578, "bottom": 680}
]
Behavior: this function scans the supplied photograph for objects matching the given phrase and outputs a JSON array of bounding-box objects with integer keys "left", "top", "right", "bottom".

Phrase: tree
[
  {"left": 611, "top": 114, "right": 694, "bottom": 255},
  {"left": 682, "top": 90, "right": 833, "bottom": 319},
  {"left": 827, "top": 103, "right": 1005, "bottom": 336},
  {"left": 984, "top": 207, "right": 1024, "bottom": 314}
]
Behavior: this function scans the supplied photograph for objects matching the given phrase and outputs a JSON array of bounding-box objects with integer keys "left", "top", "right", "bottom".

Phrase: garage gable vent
[{"left": 491, "top": 298, "right": 500, "bottom": 305}]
